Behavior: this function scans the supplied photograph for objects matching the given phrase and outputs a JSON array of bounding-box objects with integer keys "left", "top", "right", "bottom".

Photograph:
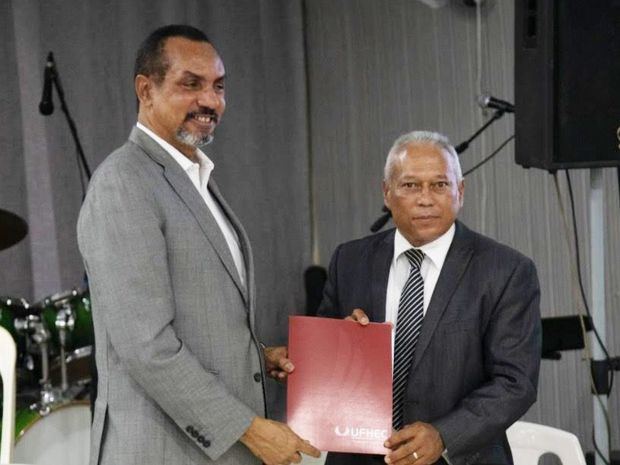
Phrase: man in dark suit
[{"left": 317, "top": 131, "right": 541, "bottom": 465}]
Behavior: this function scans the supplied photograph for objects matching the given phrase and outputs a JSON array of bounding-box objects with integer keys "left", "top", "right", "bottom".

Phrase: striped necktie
[{"left": 392, "top": 248, "right": 425, "bottom": 430}]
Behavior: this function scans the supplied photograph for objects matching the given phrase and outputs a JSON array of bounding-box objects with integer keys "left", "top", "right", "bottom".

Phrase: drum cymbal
[{"left": 0, "top": 208, "right": 28, "bottom": 251}]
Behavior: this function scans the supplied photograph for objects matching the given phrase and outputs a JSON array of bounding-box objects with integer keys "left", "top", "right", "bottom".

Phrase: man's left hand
[
  {"left": 264, "top": 346, "right": 294, "bottom": 382},
  {"left": 384, "top": 422, "right": 444, "bottom": 465}
]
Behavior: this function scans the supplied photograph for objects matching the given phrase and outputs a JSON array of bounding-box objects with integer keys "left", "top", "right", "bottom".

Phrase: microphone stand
[
  {"left": 370, "top": 206, "right": 391, "bottom": 233},
  {"left": 45, "top": 52, "right": 92, "bottom": 181},
  {"left": 454, "top": 109, "right": 506, "bottom": 154},
  {"left": 368, "top": 109, "right": 508, "bottom": 232}
]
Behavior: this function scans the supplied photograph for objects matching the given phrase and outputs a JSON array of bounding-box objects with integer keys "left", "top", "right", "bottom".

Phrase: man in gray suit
[
  {"left": 78, "top": 25, "right": 319, "bottom": 465},
  {"left": 317, "top": 131, "right": 541, "bottom": 465}
]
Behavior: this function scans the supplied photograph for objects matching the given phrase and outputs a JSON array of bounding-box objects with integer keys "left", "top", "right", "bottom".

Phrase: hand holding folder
[{"left": 287, "top": 315, "right": 393, "bottom": 454}]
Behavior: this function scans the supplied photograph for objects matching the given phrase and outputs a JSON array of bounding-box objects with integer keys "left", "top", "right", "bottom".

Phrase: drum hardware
[
  {"left": 14, "top": 313, "right": 63, "bottom": 415},
  {"left": 14, "top": 314, "right": 50, "bottom": 381},
  {"left": 49, "top": 346, "right": 93, "bottom": 401},
  {"left": 38, "top": 288, "right": 93, "bottom": 352},
  {"left": 36, "top": 288, "right": 94, "bottom": 391},
  {"left": 65, "top": 345, "right": 91, "bottom": 364},
  {"left": 24, "top": 351, "right": 35, "bottom": 369},
  {"left": 54, "top": 304, "right": 75, "bottom": 391},
  {"left": 18, "top": 287, "right": 94, "bottom": 412},
  {"left": 59, "top": 345, "right": 92, "bottom": 385},
  {"left": 1, "top": 285, "right": 94, "bottom": 456},
  {"left": 0, "top": 297, "right": 42, "bottom": 409},
  {"left": 0, "top": 296, "right": 31, "bottom": 339}
]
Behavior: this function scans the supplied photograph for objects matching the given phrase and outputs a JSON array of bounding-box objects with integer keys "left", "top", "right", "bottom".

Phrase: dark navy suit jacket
[{"left": 317, "top": 221, "right": 541, "bottom": 465}]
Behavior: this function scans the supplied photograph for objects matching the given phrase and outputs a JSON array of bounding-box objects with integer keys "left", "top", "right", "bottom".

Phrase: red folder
[{"left": 287, "top": 316, "right": 392, "bottom": 454}]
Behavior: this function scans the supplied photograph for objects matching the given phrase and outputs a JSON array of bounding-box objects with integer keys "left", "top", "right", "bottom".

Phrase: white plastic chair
[
  {"left": 507, "top": 420, "right": 587, "bottom": 465},
  {"left": 0, "top": 326, "right": 31, "bottom": 465}
]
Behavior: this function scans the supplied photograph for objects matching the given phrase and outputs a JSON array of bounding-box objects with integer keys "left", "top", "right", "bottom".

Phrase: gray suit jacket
[
  {"left": 318, "top": 222, "right": 541, "bottom": 465},
  {"left": 77, "top": 127, "right": 265, "bottom": 465}
]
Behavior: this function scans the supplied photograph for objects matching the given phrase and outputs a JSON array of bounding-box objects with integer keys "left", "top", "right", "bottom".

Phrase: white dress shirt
[
  {"left": 385, "top": 224, "right": 455, "bottom": 355},
  {"left": 136, "top": 122, "right": 247, "bottom": 288}
]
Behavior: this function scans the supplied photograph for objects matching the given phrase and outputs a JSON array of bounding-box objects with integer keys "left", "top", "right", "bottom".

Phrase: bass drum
[{"left": 14, "top": 401, "right": 91, "bottom": 465}]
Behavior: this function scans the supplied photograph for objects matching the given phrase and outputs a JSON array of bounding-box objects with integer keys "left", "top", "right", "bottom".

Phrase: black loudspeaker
[{"left": 515, "top": 0, "right": 620, "bottom": 171}]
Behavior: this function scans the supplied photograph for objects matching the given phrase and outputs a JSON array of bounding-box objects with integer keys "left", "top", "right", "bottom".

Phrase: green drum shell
[
  {"left": 15, "top": 408, "right": 40, "bottom": 440},
  {"left": 41, "top": 291, "right": 94, "bottom": 352},
  {"left": 0, "top": 408, "right": 37, "bottom": 441},
  {"left": 0, "top": 302, "right": 17, "bottom": 339},
  {"left": 0, "top": 296, "right": 29, "bottom": 340}
]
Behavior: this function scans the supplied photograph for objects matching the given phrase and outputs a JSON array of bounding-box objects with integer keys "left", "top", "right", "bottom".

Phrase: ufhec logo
[{"left": 334, "top": 425, "right": 388, "bottom": 440}]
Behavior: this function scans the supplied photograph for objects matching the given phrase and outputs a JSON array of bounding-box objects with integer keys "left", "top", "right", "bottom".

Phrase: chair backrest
[
  {"left": 0, "top": 326, "right": 17, "bottom": 464},
  {"left": 507, "top": 420, "right": 587, "bottom": 465}
]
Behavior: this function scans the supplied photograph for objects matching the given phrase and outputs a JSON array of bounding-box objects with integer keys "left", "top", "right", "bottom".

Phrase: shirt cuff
[{"left": 442, "top": 449, "right": 453, "bottom": 465}]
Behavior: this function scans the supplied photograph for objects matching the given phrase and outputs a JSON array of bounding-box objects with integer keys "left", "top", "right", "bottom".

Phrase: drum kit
[{"left": 1, "top": 208, "right": 92, "bottom": 465}]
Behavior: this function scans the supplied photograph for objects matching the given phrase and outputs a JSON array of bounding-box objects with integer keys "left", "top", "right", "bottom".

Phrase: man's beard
[{"left": 176, "top": 126, "right": 214, "bottom": 147}]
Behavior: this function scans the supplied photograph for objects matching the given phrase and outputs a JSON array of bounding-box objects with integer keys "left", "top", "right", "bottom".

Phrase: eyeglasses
[{"left": 394, "top": 180, "right": 453, "bottom": 195}]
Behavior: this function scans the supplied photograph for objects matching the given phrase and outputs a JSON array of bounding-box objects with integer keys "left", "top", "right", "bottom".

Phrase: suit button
[
  {"left": 203, "top": 439, "right": 211, "bottom": 448},
  {"left": 186, "top": 425, "right": 194, "bottom": 434},
  {"left": 191, "top": 430, "right": 199, "bottom": 438},
  {"left": 253, "top": 372, "right": 262, "bottom": 382}
]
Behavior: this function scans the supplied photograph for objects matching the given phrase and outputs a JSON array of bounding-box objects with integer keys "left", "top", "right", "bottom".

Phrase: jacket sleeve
[{"left": 432, "top": 257, "right": 542, "bottom": 461}]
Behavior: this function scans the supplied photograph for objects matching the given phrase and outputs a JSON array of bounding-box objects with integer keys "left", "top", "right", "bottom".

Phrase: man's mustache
[{"left": 186, "top": 108, "right": 219, "bottom": 124}]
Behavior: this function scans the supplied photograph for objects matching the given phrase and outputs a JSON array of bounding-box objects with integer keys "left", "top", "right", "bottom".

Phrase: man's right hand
[
  {"left": 240, "top": 417, "right": 321, "bottom": 465},
  {"left": 345, "top": 308, "right": 370, "bottom": 325}
]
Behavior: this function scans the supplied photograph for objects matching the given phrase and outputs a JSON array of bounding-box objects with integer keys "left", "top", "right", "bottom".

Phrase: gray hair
[{"left": 383, "top": 130, "right": 463, "bottom": 182}]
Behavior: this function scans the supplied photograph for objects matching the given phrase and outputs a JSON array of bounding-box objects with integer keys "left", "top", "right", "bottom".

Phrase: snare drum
[{"left": 14, "top": 401, "right": 91, "bottom": 465}]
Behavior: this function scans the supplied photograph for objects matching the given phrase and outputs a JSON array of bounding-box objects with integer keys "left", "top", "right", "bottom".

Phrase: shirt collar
[
  {"left": 136, "top": 122, "right": 215, "bottom": 189},
  {"left": 393, "top": 223, "right": 456, "bottom": 269}
]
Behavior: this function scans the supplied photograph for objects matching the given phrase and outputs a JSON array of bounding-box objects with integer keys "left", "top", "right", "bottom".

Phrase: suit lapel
[
  {"left": 129, "top": 128, "right": 248, "bottom": 304},
  {"left": 369, "top": 231, "right": 394, "bottom": 322},
  {"left": 411, "top": 222, "right": 474, "bottom": 371}
]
